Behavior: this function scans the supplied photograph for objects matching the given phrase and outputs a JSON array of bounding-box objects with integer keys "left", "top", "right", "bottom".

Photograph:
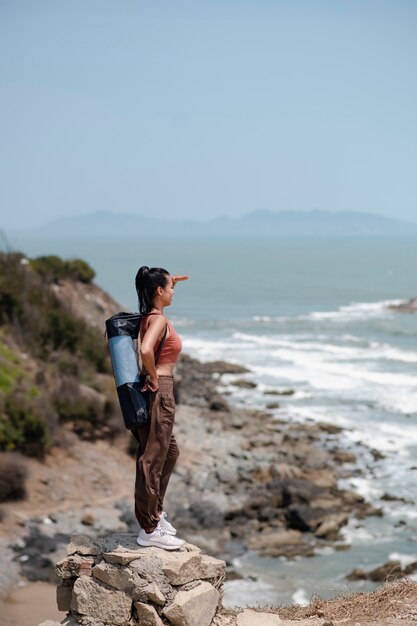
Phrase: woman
[{"left": 132, "top": 265, "right": 189, "bottom": 550}]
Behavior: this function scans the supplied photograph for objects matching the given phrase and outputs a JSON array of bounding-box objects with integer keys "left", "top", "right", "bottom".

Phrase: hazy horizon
[{"left": 1, "top": 1, "right": 416, "bottom": 229}]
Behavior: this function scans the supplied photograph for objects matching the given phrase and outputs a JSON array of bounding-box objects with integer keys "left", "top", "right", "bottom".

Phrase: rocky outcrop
[
  {"left": 53, "top": 533, "right": 225, "bottom": 626},
  {"left": 388, "top": 296, "right": 417, "bottom": 313}
]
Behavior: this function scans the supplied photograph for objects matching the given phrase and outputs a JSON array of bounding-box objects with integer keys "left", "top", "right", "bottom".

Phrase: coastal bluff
[{"left": 37, "top": 533, "right": 417, "bottom": 626}]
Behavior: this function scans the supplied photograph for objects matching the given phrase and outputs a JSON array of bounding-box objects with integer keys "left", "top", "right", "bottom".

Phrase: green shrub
[
  {"left": 0, "top": 334, "right": 25, "bottom": 394},
  {"left": 30, "top": 255, "right": 95, "bottom": 284},
  {"left": 0, "top": 389, "right": 51, "bottom": 457},
  {"left": 66, "top": 258, "right": 95, "bottom": 283},
  {"left": 0, "top": 452, "right": 28, "bottom": 501},
  {"left": 0, "top": 252, "right": 109, "bottom": 373}
]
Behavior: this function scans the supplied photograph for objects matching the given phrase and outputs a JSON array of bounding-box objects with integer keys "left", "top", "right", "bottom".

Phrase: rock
[
  {"left": 315, "top": 513, "right": 349, "bottom": 539},
  {"left": 347, "top": 560, "right": 405, "bottom": 582},
  {"left": 285, "top": 504, "right": 328, "bottom": 532},
  {"left": 231, "top": 379, "right": 257, "bottom": 389},
  {"left": 266, "top": 402, "right": 280, "bottom": 409},
  {"left": 56, "top": 582, "right": 73, "bottom": 611},
  {"left": 333, "top": 450, "right": 356, "bottom": 464},
  {"left": 56, "top": 556, "right": 95, "bottom": 579},
  {"left": 317, "top": 422, "right": 343, "bottom": 434},
  {"left": 216, "top": 465, "right": 239, "bottom": 484},
  {"left": 264, "top": 388, "right": 295, "bottom": 396},
  {"left": 282, "top": 478, "right": 326, "bottom": 506},
  {"left": 209, "top": 396, "right": 230, "bottom": 412},
  {"left": 159, "top": 549, "right": 226, "bottom": 585},
  {"left": 67, "top": 534, "right": 99, "bottom": 556},
  {"left": 37, "top": 621, "right": 62, "bottom": 626},
  {"left": 162, "top": 580, "right": 220, "bottom": 626},
  {"left": 247, "top": 529, "right": 302, "bottom": 551},
  {"left": 388, "top": 296, "right": 417, "bottom": 313},
  {"left": 142, "top": 581, "right": 166, "bottom": 605},
  {"left": 199, "top": 360, "right": 250, "bottom": 375},
  {"left": 92, "top": 560, "right": 135, "bottom": 590},
  {"left": 81, "top": 512, "right": 95, "bottom": 526},
  {"left": 70, "top": 576, "right": 132, "bottom": 625},
  {"left": 103, "top": 550, "right": 142, "bottom": 565},
  {"left": 134, "top": 602, "right": 164, "bottom": 626},
  {"left": 236, "top": 608, "right": 281, "bottom": 625}
]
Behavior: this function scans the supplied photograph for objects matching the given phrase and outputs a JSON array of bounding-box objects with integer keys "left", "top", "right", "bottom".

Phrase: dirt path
[
  {"left": 0, "top": 582, "right": 61, "bottom": 626},
  {"left": 0, "top": 435, "right": 136, "bottom": 540}
]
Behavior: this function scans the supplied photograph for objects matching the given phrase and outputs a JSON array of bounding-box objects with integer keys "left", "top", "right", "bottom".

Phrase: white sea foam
[
  {"left": 303, "top": 300, "right": 402, "bottom": 322},
  {"left": 292, "top": 588, "right": 309, "bottom": 606},
  {"left": 222, "top": 578, "right": 281, "bottom": 609},
  {"left": 388, "top": 552, "right": 417, "bottom": 568}
]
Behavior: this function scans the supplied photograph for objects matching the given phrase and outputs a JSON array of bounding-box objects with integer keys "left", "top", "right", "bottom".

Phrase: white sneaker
[
  {"left": 136, "top": 527, "right": 184, "bottom": 550},
  {"left": 158, "top": 511, "right": 177, "bottom": 535}
]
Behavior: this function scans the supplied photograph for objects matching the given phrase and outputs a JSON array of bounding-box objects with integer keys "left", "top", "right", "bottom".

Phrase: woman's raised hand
[{"left": 172, "top": 275, "right": 190, "bottom": 287}]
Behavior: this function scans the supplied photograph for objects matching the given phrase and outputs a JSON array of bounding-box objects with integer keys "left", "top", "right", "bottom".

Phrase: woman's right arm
[{"left": 140, "top": 315, "right": 166, "bottom": 391}]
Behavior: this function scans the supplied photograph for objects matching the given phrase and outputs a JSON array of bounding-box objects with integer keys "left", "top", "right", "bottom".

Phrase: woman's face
[{"left": 157, "top": 274, "right": 174, "bottom": 307}]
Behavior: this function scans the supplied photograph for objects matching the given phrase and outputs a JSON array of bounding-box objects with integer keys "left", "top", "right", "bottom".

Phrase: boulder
[
  {"left": 134, "top": 602, "right": 164, "bottom": 626},
  {"left": 247, "top": 529, "right": 302, "bottom": 551},
  {"left": 142, "top": 581, "right": 166, "bottom": 605},
  {"left": 162, "top": 580, "right": 220, "bottom": 626},
  {"left": 92, "top": 560, "right": 136, "bottom": 590},
  {"left": 67, "top": 534, "right": 99, "bottom": 556},
  {"left": 70, "top": 576, "right": 132, "bottom": 625}
]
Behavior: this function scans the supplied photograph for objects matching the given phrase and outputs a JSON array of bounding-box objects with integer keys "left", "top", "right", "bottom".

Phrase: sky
[{"left": 0, "top": 0, "right": 416, "bottom": 230}]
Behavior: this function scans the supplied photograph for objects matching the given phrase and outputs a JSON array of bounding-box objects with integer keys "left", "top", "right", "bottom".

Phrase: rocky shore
[
  {"left": 1, "top": 350, "right": 381, "bottom": 612},
  {"left": 0, "top": 268, "right": 409, "bottom": 624}
]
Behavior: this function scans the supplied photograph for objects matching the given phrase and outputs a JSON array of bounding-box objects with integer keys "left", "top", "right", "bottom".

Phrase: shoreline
[{"left": 0, "top": 349, "right": 385, "bottom": 623}]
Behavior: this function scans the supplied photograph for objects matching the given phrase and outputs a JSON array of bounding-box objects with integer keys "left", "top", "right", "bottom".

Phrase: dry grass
[
  {"left": 288, "top": 579, "right": 417, "bottom": 622},
  {"left": 219, "top": 580, "right": 417, "bottom": 624}
]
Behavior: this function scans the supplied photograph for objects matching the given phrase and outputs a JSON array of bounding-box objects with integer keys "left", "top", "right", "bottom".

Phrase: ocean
[{"left": 9, "top": 234, "right": 417, "bottom": 607}]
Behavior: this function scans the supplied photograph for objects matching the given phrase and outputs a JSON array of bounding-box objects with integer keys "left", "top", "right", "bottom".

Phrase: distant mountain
[{"left": 27, "top": 209, "right": 417, "bottom": 237}]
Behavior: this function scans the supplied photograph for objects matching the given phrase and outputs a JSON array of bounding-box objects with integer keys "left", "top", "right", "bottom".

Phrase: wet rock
[
  {"left": 199, "top": 361, "right": 250, "bottom": 375},
  {"left": 285, "top": 504, "right": 330, "bottom": 532},
  {"left": 388, "top": 296, "right": 417, "bottom": 313},
  {"left": 315, "top": 513, "right": 349, "bottom": 539},
  {"left": 247, "top": 529, "right": 302, "bottom": 551},
  {"left": 209, "top": 396, "right": 230, "bottom": 412},
  {"left": 263, "top": 388, "right": 295, "bottom": 396},
  {"left": 317, "top": 422, "right": 343, "bottom": 434},
  {"left": 231, "top": 379, "right": 257, "bottom": 389},
  {"left": 347, "top": 560, "right": 406, "bottom": 582},
  {"left": 282, "top": 478, "right": 327, "bottom": 507},
  {"left": 333, "top": 450, "right": 357, "bottom": 464}
]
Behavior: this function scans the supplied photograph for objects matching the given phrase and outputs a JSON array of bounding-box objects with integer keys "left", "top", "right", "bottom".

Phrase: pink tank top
[{"left": 140, "top": 313, "right": 182, "bottom": 365}]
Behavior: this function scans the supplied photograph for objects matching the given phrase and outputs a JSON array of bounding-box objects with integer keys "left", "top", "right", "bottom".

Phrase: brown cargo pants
[{"left": 131, "top": 375, "right": 179, "bottom": 532}]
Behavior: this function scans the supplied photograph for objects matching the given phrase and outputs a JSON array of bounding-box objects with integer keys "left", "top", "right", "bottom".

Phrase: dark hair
[{"left": 135, "top": 266, "right": 170, "bottom": 314}]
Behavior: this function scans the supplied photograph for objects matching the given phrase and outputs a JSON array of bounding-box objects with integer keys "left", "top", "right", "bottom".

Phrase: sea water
[{"left": 9, "top": 234, "right": 417, "bottom": 606}]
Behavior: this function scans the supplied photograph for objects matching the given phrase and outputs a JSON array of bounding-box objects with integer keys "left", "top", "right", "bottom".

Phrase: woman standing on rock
[{"left": 133, "top": 266, "right": 189, "bottom": 550}]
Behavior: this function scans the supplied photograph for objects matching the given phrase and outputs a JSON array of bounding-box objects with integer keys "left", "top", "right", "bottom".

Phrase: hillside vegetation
[{"left": 0, "top": 252, "right": 120, "bottom": 463}]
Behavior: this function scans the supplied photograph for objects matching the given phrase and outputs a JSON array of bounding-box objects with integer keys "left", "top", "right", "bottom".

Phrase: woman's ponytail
[{"left": 135, "top": 265, "right": 169, "bottom": 314}]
